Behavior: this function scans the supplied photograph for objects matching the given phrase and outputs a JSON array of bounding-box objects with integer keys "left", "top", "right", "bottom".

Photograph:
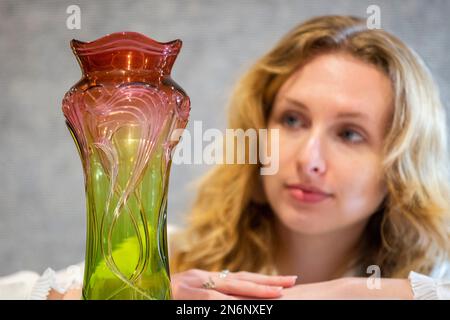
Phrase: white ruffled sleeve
[
  {"left": 0, "top": 263, "right": 84, "bottom": 300},
  {"left": 408, "top": 271, "right": 450, "bottom": 300},
  {"left": 29, "top": 263, "right": 84, "bottom": 300}
]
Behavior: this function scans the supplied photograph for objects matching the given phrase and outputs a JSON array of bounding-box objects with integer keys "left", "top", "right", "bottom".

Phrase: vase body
[{"left": 62, "top": 32, "right": 190, "bottom": 300}]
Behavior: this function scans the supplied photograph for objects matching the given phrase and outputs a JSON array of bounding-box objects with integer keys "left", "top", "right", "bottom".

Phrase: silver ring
[{"left": 219, "top": 269, "right": 229, "bottom": 279}]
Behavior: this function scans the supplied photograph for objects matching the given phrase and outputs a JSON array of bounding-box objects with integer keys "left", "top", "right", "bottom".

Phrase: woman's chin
[{"left": 276, "top": 207, "right": 338, "bottom": 235}]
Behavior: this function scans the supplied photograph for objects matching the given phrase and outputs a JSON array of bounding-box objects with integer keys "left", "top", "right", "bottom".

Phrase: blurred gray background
[{"left": 1, "top": 0, "right": 449, "bottom": 276}]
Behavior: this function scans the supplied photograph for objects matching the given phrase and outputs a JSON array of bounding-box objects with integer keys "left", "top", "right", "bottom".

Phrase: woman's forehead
[{"left": 276, "top": 53, "right": 393, "bottom": 118}]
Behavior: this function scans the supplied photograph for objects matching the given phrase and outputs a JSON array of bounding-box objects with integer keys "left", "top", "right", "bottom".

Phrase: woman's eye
[
  {"left": 281, "top": 113, "right": 303, "bottom": 129},
  {"left": 340, "top": 129, "right": 364, "bottom": 143}
]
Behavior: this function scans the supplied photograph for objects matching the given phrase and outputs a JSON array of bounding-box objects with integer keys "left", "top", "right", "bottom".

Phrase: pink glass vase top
[{"left": 62, "top": 32, "right": 190, "bottom": 299}]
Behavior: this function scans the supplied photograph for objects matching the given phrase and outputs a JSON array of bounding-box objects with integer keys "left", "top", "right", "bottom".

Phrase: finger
[
  {"left": 203, "top": 289, "right": 238, "bottom": 300},
  {"left": 227, "top": 271, "right": 298, "bottom": 287},
  {"left": 62, "top": 288, "right": 82, "bottom": 300},
  {"left": 47, "top": 289, "right": 64, "bottom": 300},
  {"left": 173, "top": 283, "right": 236, "bottom": 300},
  {"left": 213, "top": 278, "right": 283, "bottom": 298}
]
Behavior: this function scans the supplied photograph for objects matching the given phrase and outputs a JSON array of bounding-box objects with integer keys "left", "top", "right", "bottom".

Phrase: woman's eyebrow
[
  {"left": 284, "top": 97, "right": 309, "bottom": 112},
  {"left": 285, "top": 97, "right": 369, "bottom": 120},
  {"left": 336, "top": 110, "right": 369, "bottom": 120}
]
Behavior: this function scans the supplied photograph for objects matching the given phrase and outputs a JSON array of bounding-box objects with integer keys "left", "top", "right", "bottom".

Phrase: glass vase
[{"left": 61, "top": 32, "right": 190, "bottom": 300}]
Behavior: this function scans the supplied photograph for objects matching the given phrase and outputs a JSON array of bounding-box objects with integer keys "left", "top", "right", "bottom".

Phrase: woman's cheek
[
  {"left": 278, "top": 133, "right": 299, "bottom": 167},
  {"left": 335, "top": 154, "right": 385, "bottom": 218}
]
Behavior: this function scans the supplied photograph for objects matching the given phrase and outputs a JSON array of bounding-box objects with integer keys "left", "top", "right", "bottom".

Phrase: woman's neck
[{"left": 274, "top": 219, "right": 368, "bottom": 284}]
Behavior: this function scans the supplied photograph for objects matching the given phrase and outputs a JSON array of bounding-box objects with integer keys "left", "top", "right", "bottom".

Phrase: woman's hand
[
  {"left": 53, "top": 269, "right": 297, "bottom": 300},
  {"left": 48, "top": 287, "right": 82, "bottom": 300},
  {"left": 53, "top": 275, "right": 413, "bottom": 300},
  {"left": 277, "top": 277, "right": 414, "bottom": 300},
  {"left": 171, "top": 269, "right": 297, "bottom": 300}
]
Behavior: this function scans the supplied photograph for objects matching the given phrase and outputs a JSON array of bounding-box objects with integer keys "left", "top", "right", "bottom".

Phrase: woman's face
[{"left": 262, "top": 53, "right": 393, "bottom": 235}]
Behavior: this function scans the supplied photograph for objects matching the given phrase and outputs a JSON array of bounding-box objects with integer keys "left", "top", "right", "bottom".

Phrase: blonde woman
[
  {"left": 169, "top": 15, "right": 450, "bottom": 299},
  {"left": 2, "top": 15, "right": 449, "bottom": 300}
]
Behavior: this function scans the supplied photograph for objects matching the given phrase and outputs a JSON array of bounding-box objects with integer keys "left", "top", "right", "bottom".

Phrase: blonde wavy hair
[{"left": 171, "top": 15, "right": 450, "bottom": 278}]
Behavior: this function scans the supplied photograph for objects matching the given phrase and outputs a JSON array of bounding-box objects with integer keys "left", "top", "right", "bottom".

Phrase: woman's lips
[{"left": 286, "top": 185, "right": 332, "bottom": 204}]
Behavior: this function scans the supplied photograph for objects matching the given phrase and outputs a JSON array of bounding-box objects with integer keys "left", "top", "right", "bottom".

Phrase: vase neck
[{"left": 71, "top": 32, "right": 182, "bottom": 76}]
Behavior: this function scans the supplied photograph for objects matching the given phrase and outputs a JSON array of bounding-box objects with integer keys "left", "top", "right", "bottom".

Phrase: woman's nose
[{"left": 297, "top": 132, "right": 327, "bottom": 177}]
